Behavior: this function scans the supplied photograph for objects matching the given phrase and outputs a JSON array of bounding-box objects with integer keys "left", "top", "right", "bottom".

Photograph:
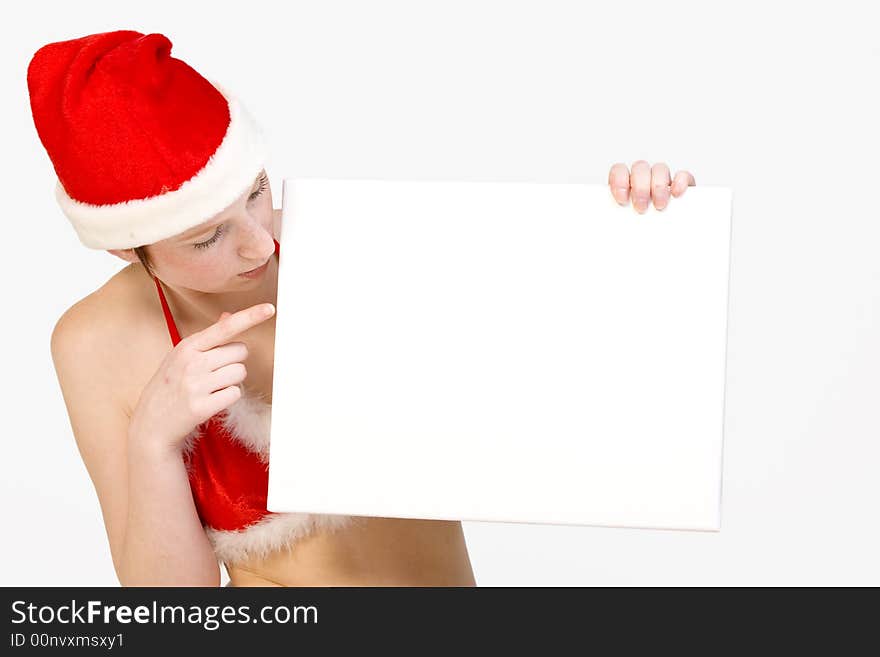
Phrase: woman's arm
[
  {"left": 50, "top": 300, "right": 220, "bottom": 586},
  {"left": 122, "top": 424, "right": 220, "bottom": 586}
]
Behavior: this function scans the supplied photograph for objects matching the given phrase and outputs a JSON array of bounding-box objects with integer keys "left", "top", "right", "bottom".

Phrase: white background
[{"left": 2, "top": 0, "right": 877, "bottom": 585}]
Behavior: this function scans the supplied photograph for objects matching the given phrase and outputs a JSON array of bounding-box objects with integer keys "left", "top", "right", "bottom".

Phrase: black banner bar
[{"left": 2, "top": 587, "right": 874, "bottom": 651}]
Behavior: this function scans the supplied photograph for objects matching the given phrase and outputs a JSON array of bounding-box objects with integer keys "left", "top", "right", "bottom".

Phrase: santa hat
[{"left": 27, "top": 30, "right": 268, "bottom": 250}]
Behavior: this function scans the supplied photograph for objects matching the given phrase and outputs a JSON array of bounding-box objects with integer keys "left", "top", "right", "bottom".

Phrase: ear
[{"left": 107, "top": 248, "right": 139, "bottom": 264}]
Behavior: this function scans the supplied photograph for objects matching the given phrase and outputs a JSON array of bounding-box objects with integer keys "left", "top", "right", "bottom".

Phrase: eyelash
[{"left": 193, "top": 174, "right": 270, "bottom": 250}]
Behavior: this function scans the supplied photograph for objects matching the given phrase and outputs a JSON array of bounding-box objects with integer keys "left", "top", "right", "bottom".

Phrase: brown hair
[{"left": 133, "top": 246, "right": 155, "bottom": 277}]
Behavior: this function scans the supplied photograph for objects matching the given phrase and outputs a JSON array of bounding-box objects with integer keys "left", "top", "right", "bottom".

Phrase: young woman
[{"left": 29, "top": 30, "right": 694, "bottom": 587}]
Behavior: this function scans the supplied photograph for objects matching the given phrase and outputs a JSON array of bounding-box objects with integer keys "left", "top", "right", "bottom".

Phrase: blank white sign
[{"left": 266, "top": 178, "right": 733, "bottom": 531}]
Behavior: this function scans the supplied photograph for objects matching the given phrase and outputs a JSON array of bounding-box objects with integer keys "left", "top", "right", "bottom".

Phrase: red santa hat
[{"left": 27, "top": 29, "right": 268, "bottom": 250}]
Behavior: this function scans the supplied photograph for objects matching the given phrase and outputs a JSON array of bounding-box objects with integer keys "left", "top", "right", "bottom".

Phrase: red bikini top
[{"left": 150, "top": 238, "right": 281, "bottom": 533}]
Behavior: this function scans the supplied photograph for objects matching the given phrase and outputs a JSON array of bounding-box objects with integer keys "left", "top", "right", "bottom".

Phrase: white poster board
[{"left": 267, "top": 179, "right": 733, "bottom": 531}]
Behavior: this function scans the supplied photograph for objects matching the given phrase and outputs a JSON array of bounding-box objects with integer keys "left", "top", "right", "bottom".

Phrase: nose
[{"left": 237, "top": 214, "right": 275, "bottom": 261}]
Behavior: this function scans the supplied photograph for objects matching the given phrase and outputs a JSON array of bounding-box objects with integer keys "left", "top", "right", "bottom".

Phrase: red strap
[{"left": 153, "top": 277, "right": 182, "bottom": 347}]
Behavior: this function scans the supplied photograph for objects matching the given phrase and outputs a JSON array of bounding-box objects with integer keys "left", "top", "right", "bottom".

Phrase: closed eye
[
  {"left": 193, "top": 173, "right": 269, "bottom": 250},
  {"left": 249, "top": 173, "right": 269, "bottom": 202},
  {"left": 193, "top": 225, "right": 223, "bottom": 250}
]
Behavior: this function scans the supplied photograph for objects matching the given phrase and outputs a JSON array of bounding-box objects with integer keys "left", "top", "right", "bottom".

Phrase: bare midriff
[{"left": 223, "top": 517, "right": 477, "bottom": 587}]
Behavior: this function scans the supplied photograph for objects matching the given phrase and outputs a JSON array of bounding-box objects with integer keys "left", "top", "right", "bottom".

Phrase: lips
[{"left": 239, "top": 259, "right": 270, "bottom": 277}]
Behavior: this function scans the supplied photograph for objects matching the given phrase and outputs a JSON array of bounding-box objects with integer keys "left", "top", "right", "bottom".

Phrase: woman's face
[{"left": 114, "top": 169, "right": 275, "bottom": 292}]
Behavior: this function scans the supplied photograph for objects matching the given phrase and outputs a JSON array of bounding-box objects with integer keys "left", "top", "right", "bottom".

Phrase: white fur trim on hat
[{"left": 55, "top": 83, "right": 268, "bottom": 250}]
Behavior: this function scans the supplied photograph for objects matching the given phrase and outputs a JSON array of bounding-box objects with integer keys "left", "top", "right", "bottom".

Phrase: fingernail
[
  {"left": 636, "top": 196, "right": 649, "bottom": 212},
  {"left": 614, "top": 188, "right": 628, "bottom": 205}
]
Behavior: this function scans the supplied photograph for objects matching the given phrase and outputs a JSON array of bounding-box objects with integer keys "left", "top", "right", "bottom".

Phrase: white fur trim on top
[
  {"left": 55, "top": 81, "right": 268, "bottom": 250},
  {"left": 206, "top": 512, "right": 361, "bottom": 565},
  {"left": 217, "top": 388, "right": 272, "bottom": 462},
  {"left": 180, "top": 386, "right": 271, "bottom": 461}
]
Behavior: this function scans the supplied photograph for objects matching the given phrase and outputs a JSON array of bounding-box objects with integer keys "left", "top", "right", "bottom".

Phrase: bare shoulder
[
  {"left": 50, "top": 265, "right": 179, "bottom": 582},
  {"left": 52, "top": 263, "right": 153, "bottom": 347},
  {"left": 51, "top": 264, "right": 172, "bottom": 416}
]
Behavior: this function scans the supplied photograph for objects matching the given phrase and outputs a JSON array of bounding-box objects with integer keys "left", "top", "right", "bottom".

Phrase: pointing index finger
[{"left": 190, "top": 303, "right": 275, "bottom": 351}]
